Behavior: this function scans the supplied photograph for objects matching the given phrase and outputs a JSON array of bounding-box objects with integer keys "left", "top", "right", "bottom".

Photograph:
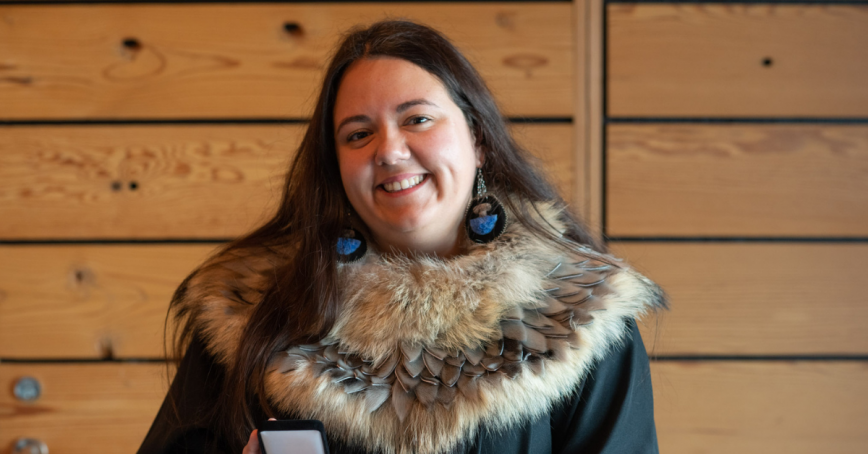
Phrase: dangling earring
[
  {"left": 337, "top": 212, "right": 367, "bottom": 263},
  {"left": 465, "top": 168, "right": 507, "bottom": 243}
]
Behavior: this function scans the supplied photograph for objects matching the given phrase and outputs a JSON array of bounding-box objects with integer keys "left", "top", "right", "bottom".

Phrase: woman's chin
[{"left": 371, "top": 215, "right": 460, "bottom": 252}]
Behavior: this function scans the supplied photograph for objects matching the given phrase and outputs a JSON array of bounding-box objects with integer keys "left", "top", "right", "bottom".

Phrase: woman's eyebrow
[
  {"left": 336, "top": 114, "right": 369, "bottom": 134},
  {"left": 396, "top": 99, "right": 438, "bottom": 113}
]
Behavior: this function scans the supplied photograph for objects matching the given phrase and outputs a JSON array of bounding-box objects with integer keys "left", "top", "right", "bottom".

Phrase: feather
[
  {"left": 343, "top": 378, "right": 368, "bottom": 394},
  {"left": 423, "top": 351, "right": 445, "bottom": 376},
  {"left": 395, "top": 365, "right": 421, "bottom": 392},
  {"left": 404, "top": 354, "right": 425, "bottom": 377},
  {"left": 391, "top": 383, "right": 414, "bottom": 423},
  {"left": 400, "top": 343, "right": 423, "bottom": 361},
  {"left": 500, "top": 319, "right": 527, "bottom": 342},
  {"left": 463, "top": 347, "right": 484, "bottom": 366},
  {"left": 436, "top": 382, "right": 458, "bottom": 407},
  {"left": 456, "top": 374, "right": 479, "bottom": 402},
  {"left": 373, "top": 353, "right": 399, "bottom": 379},
  {"left": 415, "top": 381, "right": 439, "bottom": 406},
  {"left": 445, "top": 352, "right": 465, "bottom": 367},
  {"left": 441, "top": 363, "right": 462, "bottom": 387},
  {"left": 365, "top": 384, "right": 391, "bottom": 413}
]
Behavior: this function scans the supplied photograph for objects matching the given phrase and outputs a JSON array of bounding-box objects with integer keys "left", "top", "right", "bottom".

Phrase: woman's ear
[{"left": 475, "top": 144, "right": 485, "bottom": 168}]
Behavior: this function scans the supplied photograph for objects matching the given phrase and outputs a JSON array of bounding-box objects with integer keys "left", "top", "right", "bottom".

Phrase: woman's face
[{"left": 334, "top": 57, "right": 483, "bottom": 257}]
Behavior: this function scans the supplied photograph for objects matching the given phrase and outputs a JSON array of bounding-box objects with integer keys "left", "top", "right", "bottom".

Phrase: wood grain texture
[
  {"left": 0, "top": 3, "right": 572, "bottom": 119},
  {"left": 0, "top": 245, "right": 216, "bottom": 359},
  {"left": 0, "top": 124, "right": 571, "bottom": 239},
  {"left": 653, "top": 361, "right": 868, "bottom": 454},
  {"left": 613, "top": 242, "right": 868, "bottom": 355},
  {"left": 0, "top": 363, "right": 168, "bottom": 453},
  {"left": 607, "top": 124, "right": 868, "bottom": 237},
  {"left": 608, "top": 4, "right": 868, "bottom": 117},
  {"left": 14, "top": 239, "right": 864, "bottom": 359},
  {"left": 0, "top": 125, "right": 299, "bottom": 239},
  {"left": 571, "top": 0, "right": 604, "bottom": 235},
  {"left": 585, "top": 0, "right": 605, "bottom": 236},
  {"left": 510, "top": 123, "right": 574, "bottom": 206},
  {"left": 3, "top": 361, "right": 867, "bottom": 454}
]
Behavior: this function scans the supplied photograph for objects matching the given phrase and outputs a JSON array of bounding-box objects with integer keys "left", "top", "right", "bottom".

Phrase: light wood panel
[
  {"left": 17, "top": 238, "right": 864, "bottom": 359},
  {"left": 4, "top": 361, "right": 867, "bottom": 454},
  {"left": 614, "top": 242, "right": 868, "bottom": 355},
  {"left": 0, "top": 124, "right": 572, "bottom": 239},
  {"left": 653, "top": 361, "right": 868, "bottom": 454},
  {"left": 0, "top": 363, "right": 167, "bottom": 453},
  {"left": 575, "top": 0, "right": 605, "bottom": 235},
  {"left": 0, "top": 3, "right": 572, "bottom": 119},
  {"left": 0, "top": 125, "right": 299, "bottom": 239},
  {"left": 0, "top": 245, "right": 216, "bottom": 359},
  {"left": 510, "top": 123, "right": 574, "bottom": 206},
  {"left": 607, "top": 124, "right": 868, "bottom": 237},
  {"left": 608, "top": 4, "right": 868, "bottom": 117}
]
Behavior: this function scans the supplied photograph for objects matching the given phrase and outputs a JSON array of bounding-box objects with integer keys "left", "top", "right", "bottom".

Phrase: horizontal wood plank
[
  {"left": 653, "top": 361, "right": 868, "bottom": 454},
  {"left": 2, "top": 360, "right": 867, "bottom": 453},
  {"left": 510, "top": 123, "right": 575, "bottom": 206},
  {"left": 5, "top": 241, "right": 864, "bottom": 360},
  {"left": 0, "top": 3, "right": 572, "bottom": 119},
  {"left": 14, "top": 241, "right": 866, "bottom": 360},
  {"left": 0, "top": 124, "right": 572, "bottom": 239},
  {"left": 608, "top": 4, "right": 868, "bottom": 117},
  {"left": 614, "top": 242, "right": 868, "bottom": 355},
  {"left": 607, "top": 124, "right": 868, "bottom": 237},
  {"left": 0, "top": 245, "right": 215, "bottom": 359},
  {"left": 0, "top": 125, "right": 299, "bottom": 239},
  {"left": 0, "top": 363, "right": 167, "bottom": 453}
]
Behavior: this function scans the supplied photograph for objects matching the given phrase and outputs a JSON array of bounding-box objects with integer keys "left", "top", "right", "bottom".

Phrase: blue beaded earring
[
  {"left": 337, "top": 213, "right": 367, "bottom": 263},
  {"left": 465, "top": 168, "right": 507, "bottom": 243}
]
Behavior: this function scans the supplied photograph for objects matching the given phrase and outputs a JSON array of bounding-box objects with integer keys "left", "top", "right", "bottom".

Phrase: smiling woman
[
  {"left": 138, "top": 20, "right": 666, "bottom": 454},
  {"left": 335, "top": 57, "right": 482, "bottom": 257}
]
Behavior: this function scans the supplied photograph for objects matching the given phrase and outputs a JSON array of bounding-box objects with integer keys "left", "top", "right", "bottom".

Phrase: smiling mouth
[{"left": 381, "top": 175, "right": 425, "bottom": 193}]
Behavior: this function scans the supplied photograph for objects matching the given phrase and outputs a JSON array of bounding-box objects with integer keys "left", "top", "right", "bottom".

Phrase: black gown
[{"left": 138, "top": 321, "right": 658, "bottom": 454}]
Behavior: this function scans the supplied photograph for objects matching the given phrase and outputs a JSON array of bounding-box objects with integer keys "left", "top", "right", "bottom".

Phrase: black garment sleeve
[
  {"left": 550, "top": 320, "right": 659, "bottom": 454},
  {"left": 138, "top": 336, "right": 235, "bottom": 454}
]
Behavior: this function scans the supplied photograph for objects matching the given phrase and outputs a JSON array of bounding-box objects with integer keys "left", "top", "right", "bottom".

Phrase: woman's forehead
[{"left": 335, "top": 57, "right": 449, "bottom": 113}]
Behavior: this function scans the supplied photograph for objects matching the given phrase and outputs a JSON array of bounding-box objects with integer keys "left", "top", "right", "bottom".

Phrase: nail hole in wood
[
  {"left": 762, "top": 57, "right": 773, "bottom": 67},
  {"left": 100, "top": 339, "right": 115, "bottom": 360},
  {"left": 122, "top": 38, "right": 142, "bottom": 51},
  {"left": 283, "top": 22, "right": 302, "bottom": 36},
  {"left": 129, "top": 181, "right": 139, "bottom": 190},
  {"left": 111, "top": 181, "right": 122, "bottom": 191}
]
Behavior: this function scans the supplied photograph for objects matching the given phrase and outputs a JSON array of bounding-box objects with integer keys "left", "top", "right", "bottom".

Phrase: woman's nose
[{"left": 375, "top": 128, "right": 411, "bottom": 166}]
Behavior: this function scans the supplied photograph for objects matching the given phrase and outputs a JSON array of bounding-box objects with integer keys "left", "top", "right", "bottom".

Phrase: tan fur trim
[{"left": 177, "top": 206, "right": 665, "bottom": 454}]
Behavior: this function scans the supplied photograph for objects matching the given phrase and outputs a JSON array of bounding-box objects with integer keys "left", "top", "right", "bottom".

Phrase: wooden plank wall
[
  {"left": 2, "top": 1, "right": 867, "bottom": 453},
  {"left": 605, "top": 2, "right": 868, "bottom": 453}
]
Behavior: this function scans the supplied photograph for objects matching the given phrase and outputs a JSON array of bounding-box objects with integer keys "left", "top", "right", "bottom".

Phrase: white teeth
[{"left": 383, "top": 175, "right": 423, "bottom": 193}]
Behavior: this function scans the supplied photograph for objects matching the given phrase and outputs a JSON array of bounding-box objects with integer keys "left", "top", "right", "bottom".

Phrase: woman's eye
[
  {"left": 347, "top": 131, "right": 370, "bottom": 142},
  {"left": 407, "top": 116, "right": 430, "bottom": 125}
]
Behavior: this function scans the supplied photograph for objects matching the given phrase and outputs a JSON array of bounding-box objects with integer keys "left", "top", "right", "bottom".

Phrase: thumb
[{"left": 242, "top": 429, "right": 260, "bottom": 454}]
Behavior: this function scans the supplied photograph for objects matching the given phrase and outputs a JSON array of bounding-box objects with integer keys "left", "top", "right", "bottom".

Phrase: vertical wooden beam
[{"left": 574, "top": 0, "right": 605, "bottom": 239}]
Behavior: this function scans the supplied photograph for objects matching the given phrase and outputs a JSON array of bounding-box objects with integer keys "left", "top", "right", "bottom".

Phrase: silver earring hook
[{"left": 476, "top": 168, "right": 487, "bottom": 197}]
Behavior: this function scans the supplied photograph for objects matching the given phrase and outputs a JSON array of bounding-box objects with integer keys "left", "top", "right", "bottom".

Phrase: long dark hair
[{"left": 168, "top": 20, "right": 603, "bottom": 449}]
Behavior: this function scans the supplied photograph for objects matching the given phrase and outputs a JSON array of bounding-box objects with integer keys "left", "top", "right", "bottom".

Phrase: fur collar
[{"left": 177, "top": 207, "right": 665, "bottom": 454}]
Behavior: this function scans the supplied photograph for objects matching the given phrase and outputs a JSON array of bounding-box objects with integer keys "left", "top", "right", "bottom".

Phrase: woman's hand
[
  {"left": 242, "top": 418, "right": 275, "bottom": 454},
  {"left": 242, "top": 429, "right": 261, "bottom": 454}
]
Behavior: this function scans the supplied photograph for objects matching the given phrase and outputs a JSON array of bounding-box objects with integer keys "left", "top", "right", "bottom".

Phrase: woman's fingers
[
  {"left": 242, "top": 429, "right": 260, "bottom": 454},
  {"left": 242, "top": 420, "right": 275, "bottom": 453}
]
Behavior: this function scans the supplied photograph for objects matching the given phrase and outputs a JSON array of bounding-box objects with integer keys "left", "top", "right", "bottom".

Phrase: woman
[{"left": 139, "top": 20, "right": 665, "bottom": 454}]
